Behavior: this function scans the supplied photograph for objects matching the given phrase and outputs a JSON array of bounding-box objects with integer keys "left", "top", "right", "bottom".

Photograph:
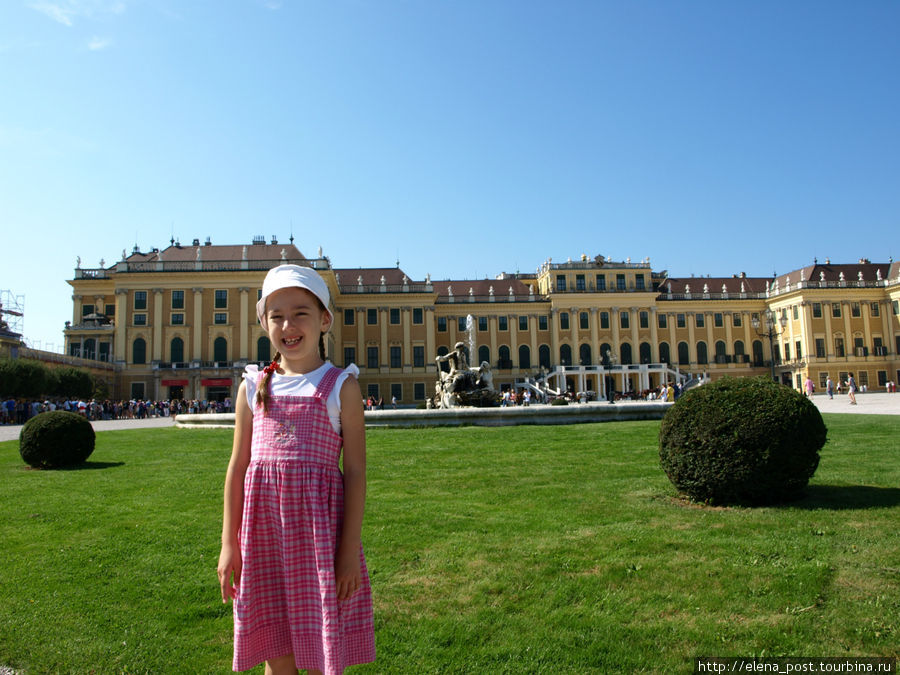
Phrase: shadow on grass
[
  {"left": 788, "top": 484, "right": 900, "bottom": 510},
  {"left": 23, "top": 461, "right": 127, "bottom": 471}
]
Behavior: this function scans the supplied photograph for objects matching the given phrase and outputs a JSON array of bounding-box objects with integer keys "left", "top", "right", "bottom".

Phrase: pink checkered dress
[{"left": 233, "top": 366, "right": 375, "bottom": 673}]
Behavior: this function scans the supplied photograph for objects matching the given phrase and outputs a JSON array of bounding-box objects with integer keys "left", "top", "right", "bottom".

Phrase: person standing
[
  {"left": 845, "top": 373, "right": 857, "bottom": 405},
  {"left": 826, "top": 376, "right": 835, "bottom": 400},
  {"left": 804, "top": 376, "right": 815, "bottom": 398}
]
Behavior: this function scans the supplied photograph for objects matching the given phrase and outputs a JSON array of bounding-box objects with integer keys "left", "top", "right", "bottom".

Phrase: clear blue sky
[{"left": 2, "top": 1, "right": 898, "bottom": 350}]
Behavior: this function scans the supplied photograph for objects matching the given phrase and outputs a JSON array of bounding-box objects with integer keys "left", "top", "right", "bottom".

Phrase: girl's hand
[
  {"left": 335, "top": 541, "right": 361, "bottom": 602},
  {"left": 217, "top": 543, "right": 242, "bottom": 604}
]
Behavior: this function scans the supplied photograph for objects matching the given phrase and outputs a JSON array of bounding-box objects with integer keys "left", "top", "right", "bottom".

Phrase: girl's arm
[
  {"left": 335, "top": 374, "right": 367, "bottom": 602},
  {"left": 217, "top": 380, "right": 253, "bottom": 604}
]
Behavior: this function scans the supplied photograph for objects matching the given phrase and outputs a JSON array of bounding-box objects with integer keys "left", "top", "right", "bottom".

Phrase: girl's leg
[{"left": 264, "top": 653, "right": 298, "bottom": 675}]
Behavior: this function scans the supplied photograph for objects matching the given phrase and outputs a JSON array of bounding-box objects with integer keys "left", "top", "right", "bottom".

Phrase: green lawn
[{"left": 0, "top": 415, "right": 897, "bottom": 674}]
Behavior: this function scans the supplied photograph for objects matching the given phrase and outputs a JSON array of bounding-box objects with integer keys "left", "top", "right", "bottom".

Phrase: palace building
[{"left": 64, "top": 237, "right": 900, "bottom": 403}]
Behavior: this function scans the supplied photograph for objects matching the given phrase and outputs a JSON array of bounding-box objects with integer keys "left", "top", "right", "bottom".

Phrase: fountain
[{"left": 433, "top": 314, "right": 498, "bottom": 408}]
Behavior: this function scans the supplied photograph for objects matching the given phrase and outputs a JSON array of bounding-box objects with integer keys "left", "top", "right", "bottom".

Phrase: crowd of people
[{"left": 0, "top": 397, "right": 234, "bottom": 425}]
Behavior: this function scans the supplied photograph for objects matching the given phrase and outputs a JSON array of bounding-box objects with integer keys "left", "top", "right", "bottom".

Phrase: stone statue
[
  {"left": 434, "top": 342, "right": 496, "bottom": 408},
  {"left": 76, "top": 256, "right": 81, "bottom": 268}
]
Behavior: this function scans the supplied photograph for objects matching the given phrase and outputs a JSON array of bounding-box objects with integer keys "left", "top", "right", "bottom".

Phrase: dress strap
[{"left": 315, "top": 366, "right": 342, "bottom": 400}]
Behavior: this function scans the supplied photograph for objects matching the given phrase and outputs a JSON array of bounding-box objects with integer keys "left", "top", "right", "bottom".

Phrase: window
[
  {"left": 677, "top": 313, "right": 686, "bottom": 328},
  {"left": 258, "top": 337, "right": 271, "bottom": 363},
  {"left": 413, "top": 345, "right": 425, "bottom": 367},
  {"left": 105, "top": 303, "right": 115, "bottom": 316},
  {"left": 620, "top": 311, "right": 629, "bottom": 329},
  {"left": 344, "top": 309, "right": 355, "bottom": 326},
  {"left": 783, "top": 343, "right": 791, "bottom": 361},
  {"left": 851, "top": 302, "right": 861, "bottom": 318},
  {"left": 815, "top": 338, "right": 826, "bottom": 358},
  {"left": 819, "top": 372, "right": 829, "bottom": 389},
  {"left": 639, "top": 311, "right": 649, "bottom": 329},
  {"left": 134, "top": 291, "right": 147, "bottom": 310},
  {"left": 835, "top": 337, "right": 845, "bottom": 358},
  {"left": 458, "top": 317, "right": 467, "bottom": 332},
  {"left": 858, "top": 371, "right": 869, "bottom": 388},
  {"left": 131, "top": 338, "right": 147, "bottom": 363},
  {"left": 539, "top": 344, "right": 551, "bottom": 368},
  {"left": 596, "top": 275, "right": 606, "bottom": 291},
  {"left": 519, "top": 345, "right": 531, "bottom": 369},
  {"left": 214, "top": 290, "right": 228, "bottom": 309},
  {"left": 734, "top": 340, "right": 745, "bottom": 357},
  {"left": 171, "top": 313, "right": 184, "bottom": 325},
  {"left": 580, "top": 312, "right": 589, "bottom": 330},
  {"left": 344, "top": 346, "right": 356, "bottom": 365},
  {"left": 620, "top": 343, "right": 633, "bottom": 364},
  {"left": 437, "top": 316, "right": 447, "bottom": 332},
  {"left": 677, "top": 341, "right": 689, "bottom": 364},
  {"left": 894, "top": 300, "right": 899, "bottom": 315},
  {"left": 478, "top": 345, "right": 490, "bottom": 365},
  {"left": 414, "top": 382, "right": 426, "bottom": 401},
  {"left": 413, "top": 308, "right": 424, "bottom": 324},
  {"left": 714, "top": 313, "right": 723, "bottom": 328},
  {"left": 131, "top": 382, "right": 145, "bottom": 400},
  {"left": 134, "top": 313, "right": 147, "bottom": 326},
  {"left": 580, "top": 343, "right": 592, "bottom": 366},
  {"left": 170, "top": 337, "right": 184, "bottom": 363},
  {"left": 659, "top": 342, "right": 670, "bottom": 364},
  {"left": 539, "top": 316, "right": 548, "bottom": 331},
  {"left": 391, "top": 383, "right": 402, "bottom": 402},
  {"left": 616, "top": 274, "right": 626, "bottom": 290},
  {"left": 478, "top": 316, "right": 488, "bottom": 332},
  {"left": 559, "top": 344, "right": 572, "bottom": 366},
  {"left": 498, "top": 345, "right": 512, "bottom": 369},
  {"left": 559, "top": 312, "right": 569, "bottom": 330},
  {"left": 390, "top": 346, "right": 401, "bottom": 368},
  {"left": 812, "top": 302, "right": 822, "bottom": 318},
  {"left": 877, "top": 370, "right": 887, "bottom": 387},
  {"left": 367, "top": 309, "right": 378, "bottom": 325},
  {"left": 832, "top": 303, "right": 841, "bottom": 318},
  {"left": 600, "top": 312, "right": 609, "bottom": 329},
  {"left": 367, "top": 383, "right": 379, "bottom": 400},
  {"left": 871, "top": 302, "right": 880, "bottom": 317},
  {"left": 793, "top": 305, "right": 799, "bottom": 320},
  {"left": 732, "top": 313, "right": 742, "bottom": 327},
  {"left": 519, "top": 315, "right": 528, "bottom": 331},
  {"left": 82, "top": 304, "right": 94, "bottom": 317},
  {"left": 390, "top": 308, "right": 400, "bottom": 324},
  {"left": 499, "top": 316, "right": 508, "bottom": 331},
  {"left": 635, "top": 275, "right": 645, "bottom": 291},
  {"left": 697, "top": 341, "right": 708, "bottom": 364},
  {"left": 171, "top": 290, "right": 184, "bottom": 309},
  {"left": 873, "top": 337, "right": 885, "bottom": 356},
  {"left": 576, "top": 274, "right": 585, "bottom": 291},
  {"left": 795, "top": 340, "right": 802, "bottom": 359},
  {"left": 213, "top": 337, "right": 227, "bottom": 362},
  {"left": 695, "top": 313, "right": 705, "bottom": 328},
  {"left": 367, "top": 346, "right": 379, "bottom": 369},
  {"left": 658, "top": 313, "right": 667, "bottom": 329},
  {"left": 214, "top": 313, "right": 227, "bottom": 324},
  {"left": 556, "top": 275, "right": 567, "bottom": 292}
]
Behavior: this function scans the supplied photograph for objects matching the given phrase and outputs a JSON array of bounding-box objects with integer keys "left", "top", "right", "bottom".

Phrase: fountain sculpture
[{"left": 433, "top": 314, "right": 497, "bottom": 408}]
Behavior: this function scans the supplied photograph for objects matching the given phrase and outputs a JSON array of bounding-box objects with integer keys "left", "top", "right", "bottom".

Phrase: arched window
[
  {"left": 752, "top": 340, "right": 764, "bottom": 366},
  {"left": 677, "top": 341, "right": 690, "bottom": 364},
  {"left": 170, "top": 337, "right": 184, "bottom": 363},
  {"left": 257, "top": 336, "right": 271, "bottom": 363},
  {"left": 560, "top": 344, "right": 572, "bottom": 366},
  {"left": 600, "top": 343, "right": 611, "bottom": 366},
  {"left": 478, "top": 345, "right": 490, "bottom": 366},
  {"left": 83, "top": 338, "right": 96, "bottom": 360},
  {"left": 498, "top": 345, "right": 511, "bottom": 368},
  {"left": 579, "top": 343, "right": 591, "bottom": 366},
  {"left": 437, "top": 345, "right": 450, "bottom": 373},
  {"left": 715, "top": 340, "right": 727, "bottom": 363},
  {"left": 538, "top": 344, "right": 551, "bottom": 369},
  {"left": 214, "top": 337, "right": 228, "bottom": 363},
  {"left": 734, "top": 340, "right": 745, "bottom": 358},
  {"left": 620, "top": 343, "right": 633, "bottom": 365},
  {"left": 133, "top": 337, "right": 146, "bottom": 365},
  {"left": 519, "top": 345, "right": 531, "bottom": 369},
  {"left": 697, "top": 341, "right": 708, "bottom": 365},
  {"left": 639, "top": 342, "right": 652, "bottom": 364},
  {"left": 659, "top": 342, "right": 670, "bottom": 364}
]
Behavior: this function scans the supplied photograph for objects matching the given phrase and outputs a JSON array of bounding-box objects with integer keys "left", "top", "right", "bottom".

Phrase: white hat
[{"left": 256, "top": 264, "right": 334, "bottom": 330}]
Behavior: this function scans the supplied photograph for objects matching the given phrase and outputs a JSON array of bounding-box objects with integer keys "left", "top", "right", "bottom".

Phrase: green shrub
[
  {"left": 19, "top": 411, "right": 96, "bottom": 469},
  {"left": 658, "top": 377, "right": 826, "bottom": 505}
]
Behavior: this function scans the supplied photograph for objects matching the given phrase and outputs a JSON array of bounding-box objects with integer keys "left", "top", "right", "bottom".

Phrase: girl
[
  {"left": 218, "top": 264, "right": 375, "bottom": 675},
  {"left": 846, "top": 372, "right": 858, "bottom": 405}
]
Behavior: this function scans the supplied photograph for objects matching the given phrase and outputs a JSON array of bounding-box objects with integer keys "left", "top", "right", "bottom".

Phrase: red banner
[
  {"left": 161, "top": 379, "right": 189, "bottom": 386},
  {"left": 202, "top": 378, "right": 233, "bottom": 386}
]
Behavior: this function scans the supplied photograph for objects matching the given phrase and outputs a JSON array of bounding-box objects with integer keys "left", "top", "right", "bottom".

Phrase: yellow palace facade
[{"left": 65, "top": 237, "right": 900, "bottom": 403}]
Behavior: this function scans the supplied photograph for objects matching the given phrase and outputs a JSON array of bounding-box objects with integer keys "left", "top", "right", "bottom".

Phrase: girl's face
[{"left": 264, "top": 287, "right": 332, "bottom": 368}]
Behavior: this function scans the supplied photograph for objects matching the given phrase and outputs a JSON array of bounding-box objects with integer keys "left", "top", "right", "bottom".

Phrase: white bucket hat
[{"left": 256, "top": 264, "right": 334, "bottom": 331}]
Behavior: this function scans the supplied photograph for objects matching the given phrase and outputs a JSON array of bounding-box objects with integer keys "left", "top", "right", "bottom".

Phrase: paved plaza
[{"left": 1, "top": 393, "right": 897, "bottom": 443}]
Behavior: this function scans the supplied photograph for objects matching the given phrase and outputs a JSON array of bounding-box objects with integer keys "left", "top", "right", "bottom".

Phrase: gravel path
[{"left": 0, "top": 415, "right": 176, "bottom": 443}]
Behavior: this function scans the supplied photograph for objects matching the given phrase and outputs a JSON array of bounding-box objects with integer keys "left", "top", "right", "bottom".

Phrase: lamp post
[{"left": 752, "top": 309, "right": 788, "bottom": 383}]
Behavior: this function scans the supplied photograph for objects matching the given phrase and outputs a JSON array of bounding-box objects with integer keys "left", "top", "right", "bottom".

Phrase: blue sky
[{"left": 2, "top": 1, "right": 898, "bottom": 350}]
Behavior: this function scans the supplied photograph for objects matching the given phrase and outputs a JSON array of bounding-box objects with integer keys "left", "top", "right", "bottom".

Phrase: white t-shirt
[{"left": 242, "top": 362, "right": 359, "bottom": 435}]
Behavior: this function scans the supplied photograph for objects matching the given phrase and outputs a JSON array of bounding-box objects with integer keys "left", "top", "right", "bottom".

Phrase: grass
[{"left": 0, "top": 414, "right": 897, "bottom": 674}]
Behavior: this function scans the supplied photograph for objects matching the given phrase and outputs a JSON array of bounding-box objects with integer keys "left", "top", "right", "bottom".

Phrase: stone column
[
  {"left": 570, "top": 307, "right": 579, "bottom": 359},
  {"left": 823, "top": 304, "right": 834, "bottom": 357},
  {"left": 649, "top": 307, "right": 659, "bottom": 363},
  {"left": 550, "top": 309, "right": 560, "bottom": 366},
  {"left": 862, "top": 301, "right": 873, "bottom": 357},
  {"left": 687, "top": 312, "right": 697, "bottom": 364},
  {"left": 72, "top": 294, "right": 83, "bottom": 324},
  {"left": 115, "top": 289, "right": 128, "bottom": 362},
  {"left": 239, "top": 288, "right": 250, "bottom": 360},
  {"left": 380, "top": 307, "right": 388, "bottom": 368},
  {"left": 402, "top": 307, "right": 411, "bottom": 369},
  {"left": 842, "top": 301, "right": 852, "bottom": 357},
  {"left": 611, "top": 306, "right": 620, "bottom": 360},
  {"left": 668, "top": 313, "right": 677, "bottom": 363},
  {"left": 801, "top": 302, "right": 814, "bottom": 363},
  {"left": 509, "top": 314, "right": 518, "bottom": 369},
  {"left": 590, "top": 308, "right": 600, "bottom": 365},
  {"left": 630, "top": 307, "right": 640, "bottom": 360},
  {"left": 192, "top": 288, "right": 204, "bottom": 361},
  {"left": 425, "top": 308, "right": 436, "bottom": 372},
  {"left": 705, "top": 312, "right": 714, "bottom": 363},
  {"left": 530, "top": 314, "right": 539, "bottom": 369},
  {"left": 356, "top": 308, "right": 365, "bottom": 368},
  {"left": 489, "top": 316, "right": 498, "bottom": 366},
  {"left": 152, "top": 288, "right": 164, "bottom": 361}
]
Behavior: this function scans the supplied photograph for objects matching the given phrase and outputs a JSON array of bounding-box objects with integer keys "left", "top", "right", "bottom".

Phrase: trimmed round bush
[
  {"left": 19, "top": 411, "right": 95, "bottom": 469},
  {"left": 659, "top": 377, "right": 826, "bottom": 505}
]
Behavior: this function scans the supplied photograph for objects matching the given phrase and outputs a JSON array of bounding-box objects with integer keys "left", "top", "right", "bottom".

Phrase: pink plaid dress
[{"left": 233, "top": 366, "right": 375, "bottom": 673}]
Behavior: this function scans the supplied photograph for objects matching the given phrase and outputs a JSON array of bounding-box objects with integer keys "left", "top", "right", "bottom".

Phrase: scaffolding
[{"left": 0, "top": 290, "right": 24, "bottom": 335}]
